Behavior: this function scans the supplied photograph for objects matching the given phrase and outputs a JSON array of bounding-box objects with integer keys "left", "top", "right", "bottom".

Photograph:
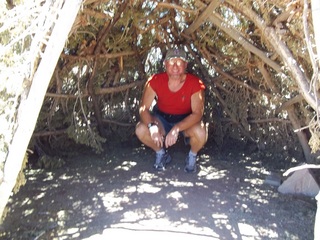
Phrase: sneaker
[
  {"left": 184, "top": 154, "right": 197, "bottom": 173},
  {"left": 154, "top": 152, "right": 172, "bottom": 171}
]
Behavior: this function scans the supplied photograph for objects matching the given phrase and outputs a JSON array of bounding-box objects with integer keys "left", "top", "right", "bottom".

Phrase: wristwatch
[{"left": 148, "top": 122, "right": 157, "bottom": 129}]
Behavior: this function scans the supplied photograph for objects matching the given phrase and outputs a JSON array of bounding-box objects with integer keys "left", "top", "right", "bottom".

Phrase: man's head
[
  {"left": 164, "top": 47, "right": 187, "bottom": 62},
  {"left": 164, "top": 47, "right": 188, "bottom": 76}
]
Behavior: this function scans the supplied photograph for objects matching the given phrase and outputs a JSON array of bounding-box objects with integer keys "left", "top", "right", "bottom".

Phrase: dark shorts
[{"left": 152, "top": 106, "right": 190, "bottom": 144}]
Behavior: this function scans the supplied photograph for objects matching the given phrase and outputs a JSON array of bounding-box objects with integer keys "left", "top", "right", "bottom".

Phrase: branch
[
  {"left": 276, "top": 94, "right": 304, "bottom": 114},
  {"left": 208, "top": 13, "right": 282, "bottom": 73},
  {"left": 60, "top": 51, "right": 136, "bottom": 61},
  {"left": 95, "top": 80, "right": 144, "bottom": 95},
  {"left": 184, "top": 0, "right": 220, "bottom": 35},
  {"left": 45, "top": 80, "right": 145, "bottom": 98},
  {"left": 227, "top": 1, "right": 320, "bottom": 113},
  {"left": 156, "top": 2, "right": 199, "bottom": 14}
]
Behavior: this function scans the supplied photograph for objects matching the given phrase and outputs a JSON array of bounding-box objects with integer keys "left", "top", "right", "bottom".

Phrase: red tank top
[{"left": 148, "top": 72, "right": 205, "bottom": 115}]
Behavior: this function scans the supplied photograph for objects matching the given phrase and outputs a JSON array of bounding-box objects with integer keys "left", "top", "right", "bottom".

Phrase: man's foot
[
  {"left": 184, "top": 154, "right": 197, "bottom": 173},
  {"left": 154, "top": 152, "right": 172, "bottom": 171}
]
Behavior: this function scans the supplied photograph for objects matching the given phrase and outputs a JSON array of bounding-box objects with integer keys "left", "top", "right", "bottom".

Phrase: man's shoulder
[
  {"left": 148, "top": 72, "right": 167, "bottom": 82},
  {"left": 186, "top": 73, "right": 199, "bottom": 79},
  {"left": 154, "top": 72, "right": 167, "bottom": 79},
  {"left": 186, "top": 73, "right": 205, "bottom": 89},
  {"left": 186, "top": 73, "right": 202, "bottom": 82}
]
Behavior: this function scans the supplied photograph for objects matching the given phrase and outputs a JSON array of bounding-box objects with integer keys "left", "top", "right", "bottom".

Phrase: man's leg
[
  {"left": 184, "top": 121, "right": 208, "bottom": 153},
  {"left": 183, "top": 121, "right": 207, "bottom": 172},
  {"left": 135, "top": 121, "right": 163, "bottom": 151},
  {"left": 135, "top": 119, "right": 172, "bottom": 170}
]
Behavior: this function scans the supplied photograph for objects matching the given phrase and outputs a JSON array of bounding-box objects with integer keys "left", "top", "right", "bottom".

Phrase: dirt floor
[{"left": 0, "top": 139, "right": 317, "bottom": 240}]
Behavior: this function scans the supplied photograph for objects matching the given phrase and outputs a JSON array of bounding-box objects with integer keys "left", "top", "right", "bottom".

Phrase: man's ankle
[{"left": 156, "top": 148, "right": 165, "bottom": 155}]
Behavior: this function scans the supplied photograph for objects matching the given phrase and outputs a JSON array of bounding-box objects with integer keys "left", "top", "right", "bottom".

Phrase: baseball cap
[{"left": 164, "top": 47, "right": 187, "bottom": 62}]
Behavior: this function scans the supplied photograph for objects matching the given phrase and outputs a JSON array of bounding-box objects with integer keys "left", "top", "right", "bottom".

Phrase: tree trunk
[
  {"left": 287, "top": 107, "right": 312, "bottom": 163},
  {"left": 0, "top": 0, "right": 82, "bottom": 222}
]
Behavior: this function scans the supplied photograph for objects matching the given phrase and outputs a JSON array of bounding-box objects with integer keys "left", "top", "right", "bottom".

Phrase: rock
[{"left": 278, "top": 168, "right": 320, "bottom": 197}]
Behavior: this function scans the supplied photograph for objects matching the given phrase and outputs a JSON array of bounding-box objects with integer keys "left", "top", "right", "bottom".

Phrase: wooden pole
[
  {"left": 0, "top": 0, "right": 82, "bottom": 222},
  {"left": 311, "top": 0, "right": 320, "bottom": 59},
  {"left": 315, "top": 191, "right": 320, "bottom": 240}
]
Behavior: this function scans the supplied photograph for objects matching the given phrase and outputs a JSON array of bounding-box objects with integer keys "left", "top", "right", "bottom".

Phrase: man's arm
[
  {"left": 139, "top": 81, "right": 157, "bottom": 126},
  {"left": 174, "top": 89, "right": 205, "bottom": 132}
]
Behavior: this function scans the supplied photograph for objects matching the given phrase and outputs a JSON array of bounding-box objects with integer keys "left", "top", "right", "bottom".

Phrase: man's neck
[{"left": 168, "top": 73, "right": 186, "bottom": 83}]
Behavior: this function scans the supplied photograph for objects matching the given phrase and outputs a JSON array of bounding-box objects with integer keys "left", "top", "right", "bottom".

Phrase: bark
[
  {"left": 287, "top": 107, "right": 312, "bottom": 163},
  {"left": 0, "top": 0, "right": 82, "bottom": 222}
]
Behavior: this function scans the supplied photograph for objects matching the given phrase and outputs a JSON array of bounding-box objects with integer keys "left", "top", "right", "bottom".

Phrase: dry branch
[
  {"left": 60, "top": 51, "right": 136, "bottom": 61},
  {"left": 45, "top": 80, "right": 144, "bottom": 99},
  {"left": 96, "top": 80, "right": 144, "bottom": 95},
  {"left": 184, "top": 0, "right": 220, "bottom": 35},
  {"left": 276, "top": 94, "right": 304, "bottom": 114},
  {"left": 156, "top": 2, "right": 198, "bottom": 14},
  {"left": 208, "top": 13, "right": 282, "bottom": 73}
]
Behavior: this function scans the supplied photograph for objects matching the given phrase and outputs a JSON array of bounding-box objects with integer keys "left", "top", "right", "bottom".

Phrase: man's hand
[
  {"left": 149, "top": 125, "right": 164, "bottom": 148},
  {"left": 165, "top": 127, "right": 179, "bottom": 148}
]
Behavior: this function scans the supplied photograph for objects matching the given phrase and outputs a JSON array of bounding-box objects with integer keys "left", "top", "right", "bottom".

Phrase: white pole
[
  {"left": 315, "top": 191, "right": 320, "bottom": 240},
  {"left": 0, "top": 0, "right": 83, "bottom": 222},
  {"left": 311, "top": 0, "right": 320, "bottom": 60}
]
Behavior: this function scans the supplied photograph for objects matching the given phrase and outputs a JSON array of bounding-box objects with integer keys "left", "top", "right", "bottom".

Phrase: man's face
[{"left": 164, "top": 58, "right": 187, "bottom": 76}]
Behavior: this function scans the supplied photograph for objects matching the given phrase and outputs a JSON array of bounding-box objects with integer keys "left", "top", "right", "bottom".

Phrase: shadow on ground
[{"left": 0, "top": 141, "right": 316, "bottom": 240}]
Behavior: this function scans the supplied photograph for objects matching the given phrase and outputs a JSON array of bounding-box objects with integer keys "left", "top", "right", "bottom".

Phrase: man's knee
[
  {"left": 196, "top": 125, "right": 207, "bottom": 144},
  {"left": 185, "top": 122, "right": 207, "bottom": 141},
  {"left": 135, "top": 122, "right": 146, "bottom": 138}
]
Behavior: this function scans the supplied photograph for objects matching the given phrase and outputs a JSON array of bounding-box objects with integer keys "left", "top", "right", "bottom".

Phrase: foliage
[{"left": 1, "top": 0, "right": 320, "bottom": 163}]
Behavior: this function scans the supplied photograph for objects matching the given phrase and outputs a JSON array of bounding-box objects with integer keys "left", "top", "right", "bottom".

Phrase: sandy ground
[{"left": 0, "top": 141, "right": 317, "bottom": 240}]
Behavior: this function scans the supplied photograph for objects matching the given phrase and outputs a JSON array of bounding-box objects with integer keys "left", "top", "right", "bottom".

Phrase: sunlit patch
[
  {"left": 211, "top": 213, "right": 228, "bottom": 219},
  {"left": 121, "top": 206, "right": 165, "bottom": 223},
  {"left": 238, "top": 222, "right": 260, "bottom": 238},
  {"left": 195, "top": 182, "right": 207, "bottom": 188},
  {"left": 139, "top": 171, "right": 157, "bottom": 181},
  {"left": 43, "top": 172, "right": 54, "bottom": 181},
  {"left": 21, "top": 197, "right": 31, "bottom": 206},
  {"left": 114, "top": 161, "right": 137, "bottom": 171},
  {"left": 59, "top": 173, "right": 73, "bottom": 180},
  {"left": 72, "top": 200, "right": 82, "bottom": 209},
  {"left": 137, "top": 183, "right": 161, "bottom": 193},
  {"left": 22, "top": 208, "right": 34, "bottom": 217},
  {"left": 123, "top": 185, "right": 137, "bottom": 193},
  {"left": 99, "top": 191, "right": 130, "bottom": 212},
  {"left": 166, "top": 191, "right": 182, "bottom": 200},
  {"left": 176, "top": 202, "right": 188, "bottom": 209},
  {"left": 200, "top": 154, "right": 211, "bottom": 162},
  {"left": 169, "top": 180, "right": 194, "bottom": 187},
  {"left": 243, "top": 177, "right": 264, "bottom": 185},
  {"left": 57, "top": 227, "right": 80, "bottom": 239},
  {"left": 34, "top": 192, "right": 45, "bottom": 200},
  {"left": 88, "top": 176, "right": 98, "bottom": 184},
  {"left": 122, "top": 211, "right": 141, "bottom": 221},
  {"left": 198, "top": 166, "right": 226, "bottom": 180}
]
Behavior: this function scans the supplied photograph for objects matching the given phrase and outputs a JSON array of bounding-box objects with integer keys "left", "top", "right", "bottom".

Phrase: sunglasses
[{"left": 166, "top": 58, "right": 185, "bottom": 66}]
